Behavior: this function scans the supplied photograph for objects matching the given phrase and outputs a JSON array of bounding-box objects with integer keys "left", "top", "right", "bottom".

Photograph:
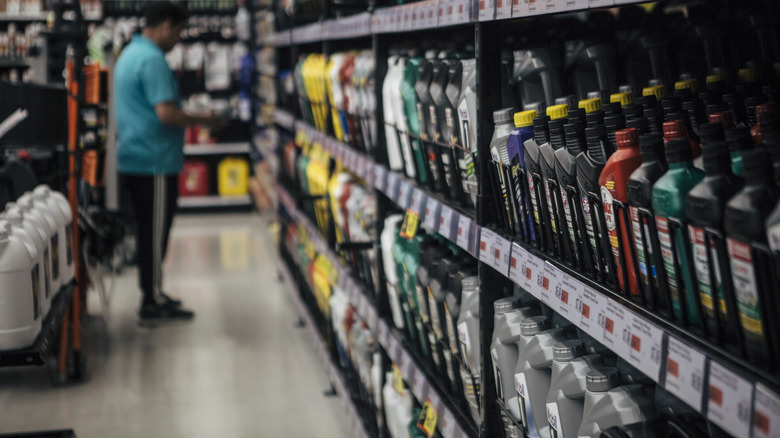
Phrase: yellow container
[{"left": 217, "top": 156, "right": 250, "bottom": 196}]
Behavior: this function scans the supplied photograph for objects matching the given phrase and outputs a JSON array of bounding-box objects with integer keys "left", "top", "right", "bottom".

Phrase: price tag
[
  {"left": 707, "top": 361, "right": 754, "bottom": 438},
  {"left": 400, "top": 209, "right": 421, "bottom": 240},
  {"left": 409, "top": 189, "right": 426, "bottom": 217},
  {"left": 551, "top": 272, "right": 581, "bottom": 320},
  {"left": 400, "top": 350, "right": 415, "bottom": 379},
  {"left": 625, "top": 315, "right": 666, "bottom": 382},
  {"left": 387, "top": 332, "right": 402, "bottom": 362},
  {"left": 495, "top": 0, "right": 512, "bottom": 20},
  {"left": 412, "top": 367, "right": 429, "bottom": 401},
  {"left": 387, "top": 173, "right": 402, "bottom": 202},
  {"left": 455, "top": 0, "right": 471, "bottom": 23},
  {"left": 424, "top": 198, "right": 442, "bottom": 231},
  {"left": 392, "top": 364, "right": 406, "bottom": 394},
  {"left": 576, "top": 285, "right": 606, "bottom": 342},
  {"left": 508, "top": 242, "right": 529, "bottom": 287},
  {"left": 493, "top": 235, "right": 512, "bottom": 276},
  {"left": 517, "top": 252, "right": 544, "bottom": 300},
  {"left": 377, "top": 320, "right": 391, "bottom": 350},
  {"left": 479, "top": 228, "right": 497, "bottom": 266},
  {"left": 456, "top": 215, "right": 472, "bottom": 251},
  {"left": 417, "top": 399, "right": 439, "bottom": 438},
  {"left": 665, "top": 336, "right": 707, "bottom": 411},
  {"left": 536, "top": 262, "right": 559, "bottom": 305},
  {"left": 754, "top": 383, "right": 780, "bottom": 438},
  {"left": 437, "top": 0, "right": 448, "bottom": 25},
  {"left": 374, "top": 165, "right": 387, "bottom": 192},
  {"left": 398, "top": 181, "right": 413, "bottom": 209},
  {"left": 439, "top": 205, "right": 456, "bottom": 240},
  {"left": 589, "top": 0, "right": 613, "bottom": 7},
  {"left": 600, "top": 299, "right": 631, "bottom": 359},
  {"left": 440, "top": 409, "right": 457, "bottom": 438}
]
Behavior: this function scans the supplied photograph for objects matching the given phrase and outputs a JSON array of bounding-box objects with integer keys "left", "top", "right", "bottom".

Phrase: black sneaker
[
  {"left": 158, "top": 291, "right": 182, "bottom": 307},
  {"left": 138, "top": 301, "right": 194, "bottom": 327}
]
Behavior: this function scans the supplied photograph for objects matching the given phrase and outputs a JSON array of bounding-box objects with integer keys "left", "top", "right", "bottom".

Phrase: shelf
[
  {"left": 276, "top": 258, "right": 372, "bottom": 438},
  {"left": 0, "top": 282, "right": 74, "bottom": 368},
  {"left": 0, "top": 58, "right": 29, "bottom": 69},
  {"left": 184, "top": 142, "right": 251, "bottom": 155},
  {"left": 276, "top": 183, "right": 478, "bottom": 438},
  {"left": 177, "top": 195, "right": 251, "bottom": 208},
  {"left": 272, "top": 109, "right": 295, "bottom": 131},
  {"left": 276, "top": 108, "right": 780, "bottom": 438},
  {"left": 0, "top": 13, "right": 47, "bottom": 21},
  {"left": 265, "top": 0, "right": 649, "bottom": 45}
]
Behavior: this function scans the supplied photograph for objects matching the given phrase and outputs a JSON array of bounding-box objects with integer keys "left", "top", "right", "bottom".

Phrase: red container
[{"left": 179, "top": 160, "right": 209, "bottom": 196}]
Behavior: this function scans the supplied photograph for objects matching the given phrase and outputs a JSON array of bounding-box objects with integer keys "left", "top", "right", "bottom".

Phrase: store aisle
[{"left": 0, "top": 213, "right": 352, "bottom": 438}]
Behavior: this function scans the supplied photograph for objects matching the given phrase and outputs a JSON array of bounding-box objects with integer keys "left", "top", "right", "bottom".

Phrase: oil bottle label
[
  {"left": 582, "top": 195, "right": 599, "bottom": 267},
  {"left": 631, "top": 207, "right": 649, "bottom": 277},
  {"left": 444, "top": 349, "right": 456, "bottom": 383},
  {"left": 528, "top": 174, "right": 541, "bottom": 225},
  {"left": 417, "top": 103, "right": 428, "bottom": 141},
  {"left": 429, "top": 331, "right": 441, "bottom": 366},
  {"left": 51, "top": 234, "right": 59, "bottom": 281},
  {"left": 546, "top": 402, "right": 562, "bottom": 437},
  {"left": 544, "top": 179, "right": 558, "bottom": 233},
  {"left": 445, "top": 304, "right": 457, "bottom": 352},
  {"left": 428, "top": 290, "right": 441, "bottom": 339},
  {"left": 31, "top": 263, "right": 39, "bottom": 320},
  {"left": 44, "top": 247, "right": 51, "bottom": 299},
  {"left": 689, "top": 225, "right": 725, "bottom": 319},
  {"left": 561, "top": 187, "right": 576, "bottom": 259},
  {"left": 601, "top": 184, "right": 623, "bottom": 281},
  {"left": 727, "top": 238, "right": 764, "bottom": 339},
  {"left": 657, "top": 216, "right": 681, "bottom": 312},
  {"left": 417, "top": 285, "right": 429, "bottom": 321},
  {"left": 428, "top": 106, "right": 439, "bottom": 141}
]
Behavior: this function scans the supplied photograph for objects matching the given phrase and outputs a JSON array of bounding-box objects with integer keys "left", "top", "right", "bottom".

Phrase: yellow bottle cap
[
  {"left": 514, "top": 110, "right": 537, "bottom": 128},
  {"left": 642, "top": 85, "right": 668, "bottom": 99},
  {"left": 546, "top": 104, "right": 569, "bottom": 120},
  {"left": 739, "top": 66, "right": 759, "bottom": 84},
  {"left": 674, "top": 79, "right": 699, "bottom": 93},
  {"left": 706, "top": 72, "right": 730, "bottom": 85},
  {"left": 610, "top": 92, "right": 635, "bottom": 107},
  {"left": 578, "top": 98, "right": 603, "bottom": 114}
]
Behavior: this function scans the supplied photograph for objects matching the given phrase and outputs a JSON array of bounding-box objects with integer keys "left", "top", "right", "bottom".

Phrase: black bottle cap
[
  {"left": 586, "top": 111, "right": 605, "bottom": 127},
  {"left": 533, "top": 115, "right": 551, "bottom": 145},
  {"left": 725, "top": 126, "right": 752, "bottom": 152},
  {"left": 706, "top": 103, "right": 730, "bottom": 116},
  {"left": 638, "top": 95, "right": 658, "bottom": 110},
  {"left": 604, "top": 114, "right": 626, "bottom": 131},
  {"left": 701, "top": 141, "right": 731, "bottom": 174},
  {"left": 699, "top": 122, "right": 725, "bottom": 142},
  {"left": 666, "top": 138, "right": 694, "bottom": 163},
  {"left": 673, "top": 88, "right": 693, "bottom": 102},
  {"left": 698, "top": 90, "right": 720, "bottom": 107},
  {"left": 661, "top": 97, "right": 682, "bottom": 115},
  {"left": 568, "top": 108, "right": 586, "bottom": 124},
  {"left": 638, "top": 133, "right": 665, "bottom": 159},
  {"left": 603, "top": 102, "right": 622, "bottom": 116},
  {"left": 741, "top": 148, "right": 773, "bottom": 182},
  {"left": 626, "top": 117, "right": 648, "bottom": 133},
  {"left": 623, "top": 104, "right": 643, "bottom": 120},
  {"left": 549, "top": 118, "right": 567, "bottom": 150},
  {"left": 665, "top": 111, "right": 686, "bottom": 122}
]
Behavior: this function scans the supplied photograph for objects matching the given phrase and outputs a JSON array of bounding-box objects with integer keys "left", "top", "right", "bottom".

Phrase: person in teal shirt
[{"left": 114, "top": 2, "right": 224, "bottom": 326}]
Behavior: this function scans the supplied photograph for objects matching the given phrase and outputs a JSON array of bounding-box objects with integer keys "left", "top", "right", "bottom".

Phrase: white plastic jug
[
  {"left": 0, "top": 225, "right": 41, "bottom": 350},
  {"left": 7, "top": 201, "right": 54, "bottom": 309},
  {"left": 17, "top": 193, "right": 60, "bottom": 294},
  {"left": 34, "top": 185, "right": 74, "bottom": 284},
  {"left": 2, "top": 212, "right": 47, "bottom": 319},
  {"left": 382, "top": 215, "right": 405, "bottom": 330},
  {"left": 383, "top": 371, "right": 414, "bottom": 438},
  {"left": 383, "top": 56, "right": 405, "bottom": 172}
]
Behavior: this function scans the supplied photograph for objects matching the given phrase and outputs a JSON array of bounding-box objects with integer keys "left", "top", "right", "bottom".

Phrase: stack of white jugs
[{"left": 0, "top": 185, "right": 74, "bottom": 351}]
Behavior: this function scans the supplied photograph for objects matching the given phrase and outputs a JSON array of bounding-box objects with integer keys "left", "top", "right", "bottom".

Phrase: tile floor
[{"left": 0, "top": 213, "right": 352, "bottom": 438}]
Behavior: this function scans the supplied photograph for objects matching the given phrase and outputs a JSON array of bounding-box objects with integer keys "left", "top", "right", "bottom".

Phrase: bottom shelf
[
  {"left": 0, "top": 282, "right": 75, "bottom": 367},
  {"left": 277, "top": 258, "right": 372, "bottom": 438},
  {"left": 177, "top": 195, "right": 251, "bottom": 208}
]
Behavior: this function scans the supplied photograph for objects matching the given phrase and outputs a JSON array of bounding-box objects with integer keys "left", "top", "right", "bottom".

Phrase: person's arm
[{"left": 155, "top": 102, "right": 225, "bottom": 129}]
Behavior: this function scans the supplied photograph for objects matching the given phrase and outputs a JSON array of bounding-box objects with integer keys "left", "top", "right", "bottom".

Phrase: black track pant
[{"left": 121, "top": 173, "right": 178, "bottom": 305}]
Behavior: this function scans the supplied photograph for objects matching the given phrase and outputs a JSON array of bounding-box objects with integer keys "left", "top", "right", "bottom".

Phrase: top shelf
[{"left": 265, "top": 0, "right": 643, "bottom": 46}]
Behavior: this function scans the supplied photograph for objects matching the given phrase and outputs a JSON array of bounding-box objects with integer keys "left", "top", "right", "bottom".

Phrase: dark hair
[{"left": 143, "top": 2, "right": 188, "bottom": 28}]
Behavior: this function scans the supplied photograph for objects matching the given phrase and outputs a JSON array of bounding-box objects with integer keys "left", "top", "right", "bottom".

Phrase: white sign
[
  {"left": 575, "top": 285, "right": 606, "bottom": 342},
  {"left": 665, "top": 336, "right": 707, "bottom": 412},
  {"left": 754, "top": 383, "right": 780, "bottom": 438},
  {"left": 439, "top": 205, "right": 457, "bottom": 240},
  {"left": 625, "top": 315, "right": 665, "bottom": 382},
  {"left": 707, "top": 361, "right": 754, "bottom": 438},
  {"left": 456, "top": 215, "right": 472, "bottom": 252},
  {"left": 600, "top": 299, "right": 631, "bottom": 359}
]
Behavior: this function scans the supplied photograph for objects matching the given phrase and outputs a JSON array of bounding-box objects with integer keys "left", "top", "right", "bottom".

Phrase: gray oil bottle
[
  {"left": 457, "top": 276, "right": 481, "bottom": 424},
  {"left": 545, "top": 340, "right": 603, "bottom": 438},
  {"left": 513, "top": 316, "right": 568, "bottom": 438},
  {"left": 491, "top": 298, "right": 538, "bottom": 437},
  {"left": 577, "top": 368, "right": 657, "bottom": 438}
]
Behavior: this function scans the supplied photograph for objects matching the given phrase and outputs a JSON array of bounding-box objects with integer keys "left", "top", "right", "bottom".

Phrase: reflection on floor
[{"left": 0, "top": 213, "right": 351, "bottom": 438}]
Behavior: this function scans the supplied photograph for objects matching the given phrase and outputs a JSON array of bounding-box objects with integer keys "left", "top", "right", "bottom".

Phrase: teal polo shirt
[{"left": 114, "top": 35, "right": 185, "bottom": 175}]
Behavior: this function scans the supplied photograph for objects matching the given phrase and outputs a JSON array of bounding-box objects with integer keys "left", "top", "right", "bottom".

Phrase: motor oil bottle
[
  {"left": 391, "top": 57, "right": 419, "bottom": 181},
  {"left": 0, "top": 224, "right": 40, "bottom": 351},
  {"left": 5, "top": 203, "right": 51, "bottom": 313},
  {"left": 444, "top": 267, "right": 476, "bottom": 394},
  {"left": 725, "top": 126, "right": 752, "bottom": 177},
  {"left": 760, "top": 111, "right": 780, "bottom": 185},
  {"left": 416, "top": 241, "right": 445, "bottom": 361},
  {"left": 383, "top": 370, "right": 414, "bottom": 438},
  {"left": 653, "top": 138, "right": 706, "bottom": 326},
  {"left": 599, "top": 128, "right": 643, "bottom": 298},
  {"left": 724, "top": 148, "right": 780, "bottom": 366},
  {"left": 577, "top": 368, "right": 657, "bottom": 438},
  {"left": 555, "top": 119, "right": 587, "bottom": 267},
  {"left": 564, "top": 41, "right": 617, "bottom": 101},
  {"left": 432, "top": 59, "right": 461, "bottom": 201},
  {"left": 491, "top": 108, "right": 521, "bottom": 234},
  {"left": 401, "top": 57, "right": 429, "bottom": 185},
  {"left": 577, "top": 125, "right": 613, "bottom": 278},
  {"left": 457, "top": 59, "right": 478, "bottom": 209},
  {"left": 34, "top": 186, "right": 73, "bottom": 284},
  {"left": 626, "top": 133, "right": 667, "bottom": 308},
  {"left": 525, "top": 116, "right": 552, "bottom": 251},
  {"left": 508, "top": 110, "right": 538, "bottom": 243},
  {"left": 415, "top": 59, "right": 443, "bottom": 193},
  {"left": 546, "top": 340, "right": 603, "bottom": 438},
  {"left": 16, "top": 194, "right": 59, "bottom": 295},
  {"left": 540, "top": 104, "right": 570, "bottom": 257},
  {"left": 750, "top": 101, "right": 777, "bottom": 146},
  {"left": 444, "top": 59, "right": 465, "bottom": 203},
  {"left": 513, "top": 316, "right": 568, "bottom": 438},
  {"left": 686, "top": 139, "right": 743, "bottom": 344},
  {"left": 383, "top": 215, "right": 406, "bottom": 330},
  {"left": 580, "top": 98, "right": 604, "bottom": 128},
  {"left": 392, "top": 233, "right": 418, "bottom": 344},
  {"left": 4, "top": 208, "right": 46, "bottom": 320},
  {"left": 383, "top": 56, "right": 405, "bottom": 173},
  {"left": 491, "top": 299, "right": 537, "bottom": 436},
  {"left": 457, "top": 275, "right": 481, "bottom": 424},
  {"left": 429, "top": 255, "right": 468, "bottom": 377},
  {"left": 513, "top": 49, "right": 564, "bottom": 107}
]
